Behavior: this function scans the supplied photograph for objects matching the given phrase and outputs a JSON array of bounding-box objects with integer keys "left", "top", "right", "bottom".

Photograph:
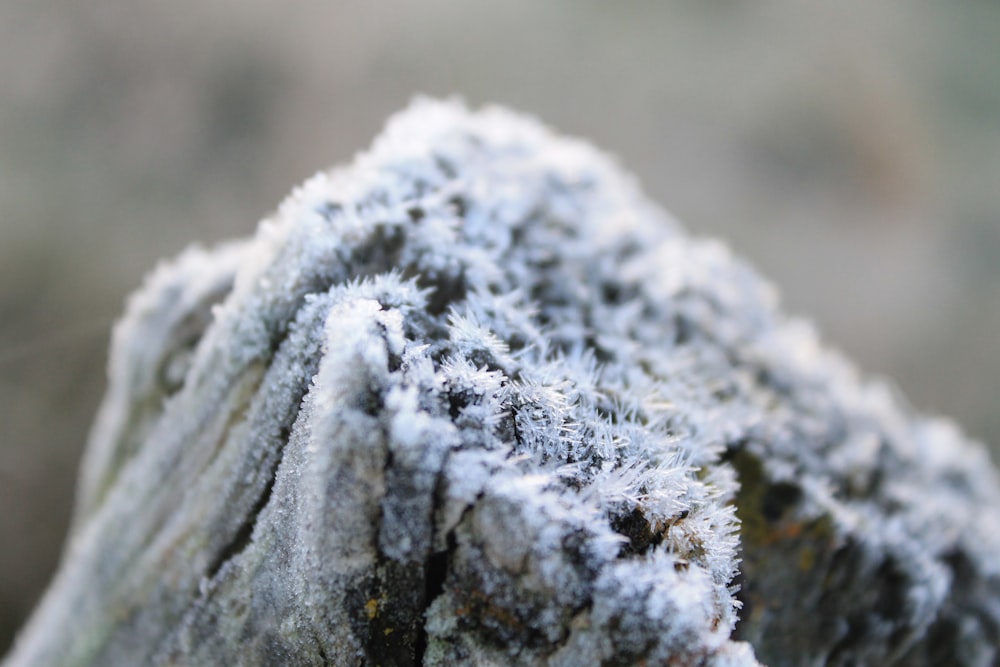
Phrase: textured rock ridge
[{"left": 5, "top": 99, "right": 1000, "bottom": 666}]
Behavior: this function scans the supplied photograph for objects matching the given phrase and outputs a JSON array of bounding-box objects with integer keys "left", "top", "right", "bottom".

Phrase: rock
[{"left": 5, "top": 99, "right": 999, "bottom": 666}]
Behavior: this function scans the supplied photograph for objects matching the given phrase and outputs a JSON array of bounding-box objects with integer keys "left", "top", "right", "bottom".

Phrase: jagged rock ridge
[{"left": 5, "top": 99, "right": 999, "bottom": 666}]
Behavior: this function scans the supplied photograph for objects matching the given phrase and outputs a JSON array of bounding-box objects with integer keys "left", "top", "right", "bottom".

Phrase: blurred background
[{"left": 1, "top": 0, "right": 998, "bottom": 651}]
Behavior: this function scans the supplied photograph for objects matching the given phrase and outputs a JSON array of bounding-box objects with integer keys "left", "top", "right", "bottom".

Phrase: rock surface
[{"left": 5, "top": 99, "right": 1000, "bottom": 666}]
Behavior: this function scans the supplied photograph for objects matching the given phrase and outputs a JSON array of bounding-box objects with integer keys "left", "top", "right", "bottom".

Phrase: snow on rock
[{"left": 6, "top": 99, "right": 1000, "bottom": 666}]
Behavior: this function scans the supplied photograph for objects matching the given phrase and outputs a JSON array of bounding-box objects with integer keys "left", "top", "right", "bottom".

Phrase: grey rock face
[{"left": 5, "top": 100, "right": 999, "bottom": 666}]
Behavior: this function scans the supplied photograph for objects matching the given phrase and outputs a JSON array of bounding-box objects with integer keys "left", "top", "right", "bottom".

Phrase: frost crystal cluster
[{"left": 6, "top": 100, "right": 1000, "bottom": 666}]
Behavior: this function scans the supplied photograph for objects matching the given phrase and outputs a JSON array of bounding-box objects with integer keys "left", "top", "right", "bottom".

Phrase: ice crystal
[{"left": 6, "top": 99, "right": 1000, "bottom": 667}]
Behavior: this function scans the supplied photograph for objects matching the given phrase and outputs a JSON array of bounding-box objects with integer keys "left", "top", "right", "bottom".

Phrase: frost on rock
[{"left": 6, "top": 99, "right": 1000, "bottom": 667}]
